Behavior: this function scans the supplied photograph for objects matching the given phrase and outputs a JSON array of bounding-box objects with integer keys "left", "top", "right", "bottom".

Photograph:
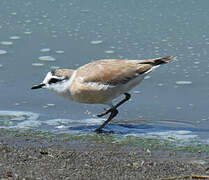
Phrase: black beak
[{"left": 31, "top": 83, "right": 45, "bottom": 89}]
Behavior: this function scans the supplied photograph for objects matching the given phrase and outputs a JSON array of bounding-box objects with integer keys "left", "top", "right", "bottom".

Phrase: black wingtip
[{"left": 154, "top": 56, "right": 176, "bottom": 65}]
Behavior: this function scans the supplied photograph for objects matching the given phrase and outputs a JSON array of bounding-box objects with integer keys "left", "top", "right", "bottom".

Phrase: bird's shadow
[{"left": 68, "top": 122, "right": 208, "bottom": 135}]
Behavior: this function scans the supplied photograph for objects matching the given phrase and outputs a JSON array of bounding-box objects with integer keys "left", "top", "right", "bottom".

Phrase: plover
[{"left": 31, "top": 56, "right": 175, "bottom": 132}]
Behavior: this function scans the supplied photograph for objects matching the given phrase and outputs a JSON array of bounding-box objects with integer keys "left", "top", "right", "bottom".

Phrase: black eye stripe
[{"left": 48, "top": 78, "right": 63, "bottom": 84}]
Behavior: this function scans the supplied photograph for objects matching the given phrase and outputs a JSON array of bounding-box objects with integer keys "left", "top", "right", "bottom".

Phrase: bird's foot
[
  {"left": 94, "top": 128, "right": 114, "bottom": 134},
  {"left": 94, "top": 128, "right": 104, "bottom": 133}
]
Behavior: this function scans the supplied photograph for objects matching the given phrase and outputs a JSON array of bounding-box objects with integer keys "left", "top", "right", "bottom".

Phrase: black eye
[{"left": 48, "top": 78, "right": 61, "bottom": 84}]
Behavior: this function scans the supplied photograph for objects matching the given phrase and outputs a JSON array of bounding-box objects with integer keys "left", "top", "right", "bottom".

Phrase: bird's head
[{"left": 31, "top": 69, "right": 74, "bottom": 94}]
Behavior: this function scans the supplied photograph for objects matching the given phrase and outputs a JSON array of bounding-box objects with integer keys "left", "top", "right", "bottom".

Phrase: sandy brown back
[{"left": 76, "top": 56, "right": 174, "bottom": 85}]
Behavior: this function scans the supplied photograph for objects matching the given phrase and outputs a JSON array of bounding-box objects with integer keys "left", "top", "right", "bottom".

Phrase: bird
[{"left": 31, "top": 56, "right": 175, "bottom": 133}]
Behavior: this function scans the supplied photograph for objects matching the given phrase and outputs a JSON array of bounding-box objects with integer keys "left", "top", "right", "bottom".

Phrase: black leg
[
  {"left": 95, "top": 93, "right": 131, "bottom": 132},
  {"left": 97, "top": 93, "right": 131, "bottom": 117},
  {"left": 95, "top": 108, "right": 118, "bottom": 133}
]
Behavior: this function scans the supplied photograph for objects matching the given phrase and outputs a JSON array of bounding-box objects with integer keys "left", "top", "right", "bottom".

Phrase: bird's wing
[
  {"left": 77, "top": 59, "right": 153, "bottom": 85},
  {"left": 77, "top": 56, "right": 174, "bottom": 86}
]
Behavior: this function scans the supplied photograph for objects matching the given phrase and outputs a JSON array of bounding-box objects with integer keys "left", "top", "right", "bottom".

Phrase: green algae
[{"left": 0, "top": 128, "right": 209, "bottom": 156}]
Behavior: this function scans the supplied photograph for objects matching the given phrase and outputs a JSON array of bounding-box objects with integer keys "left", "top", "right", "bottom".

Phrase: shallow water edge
[{"left": 1, "top": 128, "right": 209, "bottom": 159}]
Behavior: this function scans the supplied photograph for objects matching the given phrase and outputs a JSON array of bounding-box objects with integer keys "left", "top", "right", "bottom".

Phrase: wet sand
[{"left": 0, "top": 134, "right": 209, "bottom": 180}]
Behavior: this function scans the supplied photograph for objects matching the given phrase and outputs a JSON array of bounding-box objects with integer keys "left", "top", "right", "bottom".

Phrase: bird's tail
[
  {"left": 138, "top": 56, "right": 176, "bottom": 66},
  {"left": 152, "top": 56, "right": 175, "bottom": 66}
]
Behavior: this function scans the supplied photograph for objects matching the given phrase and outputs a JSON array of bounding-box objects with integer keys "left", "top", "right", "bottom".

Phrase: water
[{"left": 0, "top": 0, "right": 209, "bottom": 146}]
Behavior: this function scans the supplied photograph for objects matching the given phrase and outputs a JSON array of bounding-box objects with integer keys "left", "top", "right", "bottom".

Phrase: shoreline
[
  {"left": 0, "top": 130, "right": 209, "bottom": 179},
  {"left": 0, "top": 142, "right": 209, "bottom": 180}
]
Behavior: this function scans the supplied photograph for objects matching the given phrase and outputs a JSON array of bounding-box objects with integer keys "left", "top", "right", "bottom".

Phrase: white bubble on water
[
  {"left": 46, "top": 103, "right": 55, "bottom": 107},
  {"left": 32, "top": 63, "right": 44, "bottom": 67},
  {"left": 187, "top": 46, "right": 193, "bottom": 50},
  {"left": 14, "top": 103, "right": 20, "bottom": 106},
  {"left": 194, "top": 61, "right": 200, "bottom": 65},
  {"left": 42, "top": 14, "right": 48, "bottom": 18},
  {"left": 9, "top": 36, "right": 20, "bottom": 40},
  {"left": 38, "top": 56, "right": 56, "bottom": 61},
  {"left": 161, "top": 39, "right": 168, "bottom": 42},
  {"left": 1, "top": 41, "right": 13, "bottom": 45},
  {"left": 105, "top": 50, "right": 115, "bottom": 54},
  {"left": 24, "top": 31, "right": 32, "bottom": 35},
  {"left": 176, "top": 81, "right": 192, "bottom": 85},
  {"left": 40, "top": 48, "right": 51, "bottom": 53},
  {"left": 90, "top": 40, "right": 103, "bottom": 45},
  {"left": 157, "top": 83, "right": 164, "bottom": 87},
  {"left": 11, "top": 12, "right": 17, "bottom": 16},
  {"left": 25, "top": 19, "right": 32, "bottom": 23},
  {"left": 55, "top": 50, "right": 64, "bottom": 54},
  {"left": 84, "top": 110, "right": 91, "bottom": 115},
  {"left": 0, "top": 50, "right": 7, "bottom": 55},
  {"left": 133, "top": 91, "right": 141, "bottom": 94}
]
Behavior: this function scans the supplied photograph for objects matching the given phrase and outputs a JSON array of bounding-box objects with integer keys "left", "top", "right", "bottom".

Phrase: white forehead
[
  {"left": 42, "top": 71, "right": 66, "bottom": 84},
  {"left": 42, "top": 72, "right": 53, "bottom": 84}
]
